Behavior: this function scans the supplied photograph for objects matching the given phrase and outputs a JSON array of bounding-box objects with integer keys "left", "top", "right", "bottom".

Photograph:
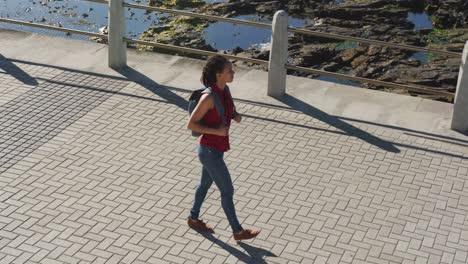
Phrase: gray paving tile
[
  {"left": 0, "top": 69, "right": 127, "bottom": 172},
  {"left": 1, "top": 57, "right": 468, "bottom": 264}
]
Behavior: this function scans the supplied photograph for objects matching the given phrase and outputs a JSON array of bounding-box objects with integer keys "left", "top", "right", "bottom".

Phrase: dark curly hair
[{"left": 201, "top": 55, "right": 230, "bottom": 87}]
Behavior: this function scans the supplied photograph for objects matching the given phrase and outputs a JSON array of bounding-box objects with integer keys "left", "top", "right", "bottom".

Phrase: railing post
[
  {"left": 108, "top": 0, "right": 127, "bottom": 69},
  {"left": 268, "top": 10, "right": 288, "bottom": 97},
  {"left": 451, "top": 40, "right": 468, "bottom": 134}
]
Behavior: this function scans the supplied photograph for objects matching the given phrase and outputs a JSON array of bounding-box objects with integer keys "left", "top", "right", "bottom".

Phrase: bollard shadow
[
  {"left": 276, "top": 94, "right": 401, "bottom": 153},
  {"left": 114, "top": 66, "right": 188, "bottom": 110},
  {"left": 0, "top": 54, "right": 39, "bottom": 86},
  {"left": 197, "top": 231, "right": 277, "bottom": 264}
]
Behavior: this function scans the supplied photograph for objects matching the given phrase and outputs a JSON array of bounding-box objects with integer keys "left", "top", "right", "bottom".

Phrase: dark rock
[
  {"left": 195, "top": 1, "right": 257, "bottom": 17},
  {"left": 290, "top": 44, "right": 336, "bottom": 67},
  {"left": 425, "top": 0, "right": 468, "bottom": 29},
  {"left": 232, "top": 46, "right": 244, "bottom": 54},
  {"left": 133, "top": 0, "right": 463, "bottom": 99},
  {"left": 256, "top": 1, "right": 283, "bottom": 14},
  {"left": 148, "top": 0, "right": 205, "bottom": 9},
  {"left": 341, "top": 49, "right": 361, "bottom": 63},
  {"left": 322, "top": 62, "right": 341, "bottom": 72}
]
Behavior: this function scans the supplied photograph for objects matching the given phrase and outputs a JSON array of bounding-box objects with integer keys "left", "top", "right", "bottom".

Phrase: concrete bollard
[
  {"left": 451, "top": 40, "right": 468, "bottom": 134},
  {"left": 108, "top": 0, "right": 127, "bottom": 69},
  {"left": 268, "top": 10, "right": 288, "bottom": 97}
]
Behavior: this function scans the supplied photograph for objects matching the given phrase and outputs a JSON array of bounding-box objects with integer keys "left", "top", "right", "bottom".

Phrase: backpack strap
[{"left": 203, "top": 87, "right": 226, "bottom": 126}]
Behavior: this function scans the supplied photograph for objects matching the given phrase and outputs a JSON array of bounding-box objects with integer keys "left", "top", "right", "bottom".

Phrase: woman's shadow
[{"left": 197, "top": 231, "right": 277, "bottom": 263}]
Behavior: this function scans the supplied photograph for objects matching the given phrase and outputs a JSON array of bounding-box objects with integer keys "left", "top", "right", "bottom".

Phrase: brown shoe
[
  {"left": 233, "top": 229, "right": 260, "bottom": 241},
  {"left": 187, "top": 218, "right": 214, "bottom": 233}
]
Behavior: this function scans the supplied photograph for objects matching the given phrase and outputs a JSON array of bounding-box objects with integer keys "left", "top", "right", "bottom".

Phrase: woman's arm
[{"left": 187, "top": 94, "right": 229, "bottom": 136}]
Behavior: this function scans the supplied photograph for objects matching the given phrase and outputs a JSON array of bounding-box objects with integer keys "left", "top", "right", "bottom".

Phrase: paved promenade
[{"left": 1, "top": 29, "right": 468, "bottom": 264}]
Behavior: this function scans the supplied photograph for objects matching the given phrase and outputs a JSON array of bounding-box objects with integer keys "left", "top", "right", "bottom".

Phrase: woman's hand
[{"left": 234, "top": 113, "right": 242, "bottom": 123}]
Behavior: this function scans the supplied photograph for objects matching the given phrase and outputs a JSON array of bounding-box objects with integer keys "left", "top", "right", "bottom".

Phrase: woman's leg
[
  {"left": 189, "top": 165, "right": 213, "bottom": 220},
  {"left": 199, "top": 146, "right": 242, "bottom": 233}
]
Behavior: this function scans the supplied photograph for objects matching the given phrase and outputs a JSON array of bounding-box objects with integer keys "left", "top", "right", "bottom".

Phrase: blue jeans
[{"left": 189, "top": 145, "right": 243, "bottom": 233}]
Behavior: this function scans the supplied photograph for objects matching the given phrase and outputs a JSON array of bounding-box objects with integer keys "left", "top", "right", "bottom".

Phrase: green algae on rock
[
  {"left": 148, "top": 0, "right": 205, "bottom": 9},
  {"left": 138, "top": 16, "right": 213, "bottom": 53}
]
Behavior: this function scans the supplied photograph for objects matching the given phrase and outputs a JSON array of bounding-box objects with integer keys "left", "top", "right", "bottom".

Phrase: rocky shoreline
[{"left": 136, "top": 0, "right": 467, "bottom": 102}]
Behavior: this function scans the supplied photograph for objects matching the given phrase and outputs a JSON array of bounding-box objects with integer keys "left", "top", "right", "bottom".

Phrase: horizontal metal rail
[
  {"left": 286, "top": 64, "right": 454, "bottom": 98},
  {"left": 127, "top": 37, "right": 454, "bottom": 97},
  {"left": 0, "top": 18, "right": 107, "bottom": 38},
  {"left": 122, "top": 2, "right": 272, "bottom": 29},
  {"left": 83, "top": 0, "right": 108, "bottom": 3},
  {"left": 289, "top": 28, "right": 461, "bottom": 58},
  {"left": 119, "top": 2, "right": 461, "bottom": 58},
  {"left": 125, "top": 38, "right": 268, "bottom": 65}
]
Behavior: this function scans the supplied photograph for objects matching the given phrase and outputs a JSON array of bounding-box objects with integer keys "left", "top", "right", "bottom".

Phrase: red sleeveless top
[{"left": 199, "top": 84, "right": 235, "bottom": 152}]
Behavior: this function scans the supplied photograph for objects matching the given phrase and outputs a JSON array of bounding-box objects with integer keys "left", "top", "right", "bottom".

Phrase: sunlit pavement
[{"left": 1, "top": 29, "right": 467, "bottom": 264}]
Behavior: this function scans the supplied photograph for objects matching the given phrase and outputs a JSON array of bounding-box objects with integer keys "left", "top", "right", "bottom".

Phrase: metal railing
[
  {"left": 0, "top": 1, "right": 460, "bottom": 96},
  {"left": 0, "top": 18, "right": 107, "bottom": 39},
  {"left": 285, "top": 64, "right": 455, "bottom": 97},
  {"left": 124, "top": 2, "right": 272, "bottom": 29},
  {"left": 288, "top": 28, "right": 460, "bottom": 58},
  {"left": 90, "top": 0, "right": 461, "bottom": 57},
  {"left": 1, "top": 0, "right": 467, "bottom": 131},
  {"left": 125, "top": 39, "right": 268, "bottom": 65},
  {"left": 116, "top": 1, "right": 461, "bottom": 99}
]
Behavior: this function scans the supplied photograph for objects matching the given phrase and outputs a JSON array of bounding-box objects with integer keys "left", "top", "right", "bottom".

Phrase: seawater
[{"left": 0, "top": 0, "right": 312, "bottom": 51}]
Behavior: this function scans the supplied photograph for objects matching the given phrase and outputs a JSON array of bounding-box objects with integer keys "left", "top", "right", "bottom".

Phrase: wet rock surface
[
  {"left": 425, "top": 0, "right": 468, "bottom": 29},
  {"left": 139, "top": 16, "right": 215, "bottom": 53},
  {"left": 137, "top": 0, "right": 468, "bottom": 101}
]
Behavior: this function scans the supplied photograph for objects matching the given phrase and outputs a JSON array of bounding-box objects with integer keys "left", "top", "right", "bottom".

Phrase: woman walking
[{"left": 187, "top": 55, "right": 260, "bottom": 241}]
